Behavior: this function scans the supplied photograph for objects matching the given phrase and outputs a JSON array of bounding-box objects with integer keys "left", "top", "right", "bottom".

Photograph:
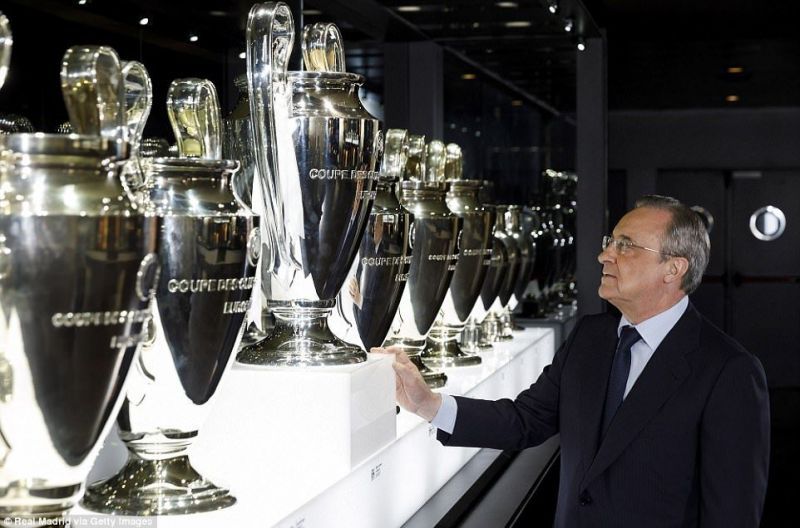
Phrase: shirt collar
[{"left": 619, "top": 296, "right": 689, "bottom": 351}]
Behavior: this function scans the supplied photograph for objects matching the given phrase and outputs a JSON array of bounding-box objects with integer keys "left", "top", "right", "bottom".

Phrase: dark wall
[{"left": 609, "top": 107, "right": 800, "bottom": 207}]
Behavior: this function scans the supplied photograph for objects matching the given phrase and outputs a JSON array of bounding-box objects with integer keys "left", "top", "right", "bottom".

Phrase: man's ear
[{"left": 664, "top": 257, "right": 689, "bottom": 285}]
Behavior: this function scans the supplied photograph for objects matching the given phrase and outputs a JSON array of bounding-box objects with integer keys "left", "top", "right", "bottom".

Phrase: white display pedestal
[{"left": 76, "top": 328, "right": 554, "bottom": 528}]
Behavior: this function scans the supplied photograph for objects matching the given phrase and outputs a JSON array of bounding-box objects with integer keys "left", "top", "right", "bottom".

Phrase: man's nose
[{"left": 598, "top": 246, "right": 614, "bottom": 264}]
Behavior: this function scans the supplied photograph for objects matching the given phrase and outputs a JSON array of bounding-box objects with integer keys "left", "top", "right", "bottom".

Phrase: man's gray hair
[{"left": 634, "top": 195, "right": 710, "bottom": 294}]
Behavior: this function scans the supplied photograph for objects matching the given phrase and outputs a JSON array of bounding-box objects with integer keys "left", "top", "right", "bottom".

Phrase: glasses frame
[{"left": 601, "top": 235, "right": 679, "bottom": 258}]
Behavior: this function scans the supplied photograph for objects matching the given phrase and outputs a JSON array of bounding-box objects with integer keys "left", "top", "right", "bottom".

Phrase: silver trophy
[
  {"left": 330, "top": 129, "right": 413, "bottom": 350},
  {"left": 422, "top": 144, "right": 494, "bottom": 367},
  {"left": 481, "top": 205, "right": 520, "bottom": 342},
  {"left": 236, "top": 4, "right": 381, "bottom": 366},
  {"left": 384, "top": 138, "right": 462, "bottom": 388},
  {"left": 0, "top": 45, "right": 155, "bottom": 524},
  {"left": 82, "top": 78, "right": 256, "bottom": 515},
  {"left": 500, "top": 205, "right": 535, "bottom": 333}
]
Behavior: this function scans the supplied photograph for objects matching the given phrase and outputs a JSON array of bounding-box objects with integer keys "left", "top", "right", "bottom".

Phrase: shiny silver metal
[
  {"left": 0, "top": 46, "right": 154, "bottom": 524},
  {"left": 423, "top": 145, "right": 493, "bottom": 367},
  {"left": 481, "top": 205, "right": 519, "bottom": 342},
  {"left": 82, "top": 79, "right": 255, "bottom": 516},
  {"left": 330, "top": 129, "right": 412, "bottom": 350},
  {"left": 0, "top": 12, "right": 10, "bottom": 91},
  {"left": 223, "top": 75, "right": 273, "bottom": 350},
  {"left": 237, "top": 5, "right": 381, "bottom": 366},
  {"left": 302, "top": 22, "right": 345, "bottom": 73},
  {"left": 383, "top": 138, "right": 462, "bottom": 387},
  {"left": 502, "top": 205, "right": 535, "bottom": 333}
]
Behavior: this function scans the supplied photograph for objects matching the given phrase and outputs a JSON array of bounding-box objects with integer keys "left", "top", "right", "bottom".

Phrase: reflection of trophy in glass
[
  {"left": 481, "top": 205, "right": 519, "bottom": 342},
  {"left": 422, "top": 144, "right": 493, "bottom": 367},
  {"left": 236, "top": 4, "right": 381, "bottom": 366},
  {"left": 0, "top": 45, "right": 155, "bottom": 524},
  {"left": 384, "top": 137, "right": 462, "bottom": 388},
  {"left": 82, "top": 78, "right": 256, "bottom": 515},
  {"left": 330, "top": 129, "right": 412, "bottom": 350},
  {"left": 500, "top": 205, "right": 535, "bottom": 334}
]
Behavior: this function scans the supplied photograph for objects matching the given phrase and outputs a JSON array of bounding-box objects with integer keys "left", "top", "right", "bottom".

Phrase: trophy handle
[
  {"left": 381, "top": 129, "right": 409, "bottom": 180},
  {"left": 246, "top": 2, "right": 295, "bottom": 272},
  {"left": 445, "top": 143, "right": 463, "bottom": 180},
  {"left": 60, "top": 45, "right": 125, "bottom": 143},
  {"left": 166, "top": 78, "right": 222, "bottom": 159},
  {"left": 425, "top": 140, "right": 446, "bottom": 182},
  {"left": 121, "top": 61, "right": 152, "bottom": 158},
  {"left": 0, "top": 12, "right": 11, "bottom": 91},
  {"left": 301, "top": 22, "right": 345, "bottom": 73},
  {"left": 405, "top": 134, "right": 426, "bottom": 181}
]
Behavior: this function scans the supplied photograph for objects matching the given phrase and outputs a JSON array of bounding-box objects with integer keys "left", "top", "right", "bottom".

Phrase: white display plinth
[{"left": 76, "top": 328, "right": 554, "bottom": 528}]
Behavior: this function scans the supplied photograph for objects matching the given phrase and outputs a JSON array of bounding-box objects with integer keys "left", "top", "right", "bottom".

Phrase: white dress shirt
[{"left": 430, "top": 296, "right": 690, "bottom": 435}]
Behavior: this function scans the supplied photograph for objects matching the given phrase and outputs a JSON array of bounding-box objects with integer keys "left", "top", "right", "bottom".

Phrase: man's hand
[{"left": 372, "top": 346, "right": 442, "bottom": 421}]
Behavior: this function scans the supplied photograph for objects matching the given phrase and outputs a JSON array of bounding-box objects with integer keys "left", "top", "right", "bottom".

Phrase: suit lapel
[
  {"left": 577, "top": 318, "right": 619, "bottom": 478},
  {"left": 580, "top": 304, "right": 700, "bottom": 489}
]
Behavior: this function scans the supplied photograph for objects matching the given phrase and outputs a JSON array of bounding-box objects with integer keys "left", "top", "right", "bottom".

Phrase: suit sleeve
[
  {"left": 700, "top": 353, "right": 770, "bottom": 527},
  {"left": 437, "top": 317, "right": 584, "bottom": 450}
]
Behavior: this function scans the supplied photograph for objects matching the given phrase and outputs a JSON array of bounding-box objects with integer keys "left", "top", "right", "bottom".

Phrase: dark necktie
[{"left": 601, "top": 325, "right": 641, "bottom": 435}]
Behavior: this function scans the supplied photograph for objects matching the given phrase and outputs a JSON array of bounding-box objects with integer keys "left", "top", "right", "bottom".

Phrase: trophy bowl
[
  {"left": 422, "top": 179, "right": 494, "bottom": 367},
  {"left": 0, "top": 133, "right": 153, "bottom": 523},
  {"left": 383, "top": 179, "right": 462, "bottom": 388},
  {"left": 237, "top": 4, "right": 381, "bottom": 367},
  {"left": 81, "top": 156, "right": 257, "bottom": 516},
  {"left": 330, "top": 129, "right": 413, "bottom": 351}
]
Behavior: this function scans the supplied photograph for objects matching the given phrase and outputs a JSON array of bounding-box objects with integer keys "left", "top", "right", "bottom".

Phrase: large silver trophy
[
  {"left": 82, "top": 78, "right": 257, "bottom": 515},
  {"left": 0, "top": 44, "right": 155, "bottom": 523},
  {"left": 422, "top": 144, "right": 494, "bottom": 367},
  {"left": 236, "top": 4, "right": 382, "bottom": 366},
  {"left": 330, "top": 129, "right": 413, "bottom": 350},
  {"left": 384, "top": 138, "right": 462, "bottom": 388}
]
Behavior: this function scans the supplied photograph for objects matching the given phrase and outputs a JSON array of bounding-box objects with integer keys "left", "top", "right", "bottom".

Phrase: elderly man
[{"left": 380, "top": 195, "right": 769, "bottom": 527}]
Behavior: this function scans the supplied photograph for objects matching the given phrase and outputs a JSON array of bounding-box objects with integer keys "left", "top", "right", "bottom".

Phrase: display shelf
[{"left": 75, "top": 328, "right": 555, "bottom": 527}]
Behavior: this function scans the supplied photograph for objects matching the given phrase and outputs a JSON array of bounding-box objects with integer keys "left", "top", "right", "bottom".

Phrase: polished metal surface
[
  {"left": 0, "top": 115, "right": 33, "bottom": 135},
  {"left": 0, "top": 45, "right": 153, "bottom": 524},
  {"left": 481, "top": 205, "right": 519, "bottom": 342},
  {"left": 502, "top": 205, "right": 535, "bottom": 334},
  {"left": 82, "top": 78, "right": 254, "bottom": 516},
  {"left": 330, "top": 129, "right": 412, "bottom": 351},
  {"left": 384, "top": 181, "right": 461, "bottom": 355},
  {"left": 238, "top": 5, "right": 380, "bottom": 366},
  {"left": 302, "top": 22, "right": 345, "bottom": 73},
  {"left": 223, "top": 75, "right": 274, "bottom": 350},
  {"left": 423, "top": 158, "right": 494, "bottom": 367},
  {"left": 0, "top": 12, "right": 10, "bottom": 91},
  {"left": 82, "top": 157, "right": 254, "bottom": 516}
]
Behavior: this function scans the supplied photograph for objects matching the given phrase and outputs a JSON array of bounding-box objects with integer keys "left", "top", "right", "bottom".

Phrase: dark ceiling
[{"left": 1, "top": 0, "right": 799, "bottom": 133}]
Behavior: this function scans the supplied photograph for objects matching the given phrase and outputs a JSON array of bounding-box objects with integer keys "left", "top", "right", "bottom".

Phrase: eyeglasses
[{"left": 601, "top": 235, "right": 678, "bottom": 257}]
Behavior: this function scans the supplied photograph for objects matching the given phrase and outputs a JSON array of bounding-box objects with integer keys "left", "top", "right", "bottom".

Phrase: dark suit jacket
[{"left": 438, "top": 303, "right": 770, "bottom": 527}]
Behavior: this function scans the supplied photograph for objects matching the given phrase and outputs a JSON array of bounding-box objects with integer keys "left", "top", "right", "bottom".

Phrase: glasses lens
[{"left": 602, "top": 236, "right": 611, "bottom": 250}]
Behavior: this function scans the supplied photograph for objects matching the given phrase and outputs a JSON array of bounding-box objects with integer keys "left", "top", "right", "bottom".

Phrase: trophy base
[
  {"left": 0, "top": 482, "right": 78, "bottom": 527},
  {"left": 411, "top": 354, "right": 448, "bottom": 389},
  {"left": 237, "top": 309, "right": 366, "bottom": 367},
  {"left": 81, "top": 454, "right": 235, "bottom": 516},
  {"left": 422, "top": 338, "right": 482, "bottom": 368}
]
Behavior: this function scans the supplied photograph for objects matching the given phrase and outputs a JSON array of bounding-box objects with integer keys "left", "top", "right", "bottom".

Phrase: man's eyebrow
[{"left": 614, "top": 234, "right": 633, "bottom": 242}]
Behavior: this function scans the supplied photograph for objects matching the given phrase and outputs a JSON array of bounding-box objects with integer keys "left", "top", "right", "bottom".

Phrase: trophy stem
[
  {"left": 499, "top": 307, "right": 522, "bottom": 336},
  {"left": 237, "top": 300, "right": 366, "bottom": 366},
  {"left": 409, "top": 354, "right": 448, "bottom": 389},
  {"left": 0, "top": 482, "right": 79, "bottom": 527},
  {"left": 461, "top": 316, "right": 493, "bottom": 353},
  {"left": 82, "top": 445, "right": 235, "bottom": 516},
  {"left": 422, "top": 322, "right": 481, "bottom": 367},
  {"left": 482, "top": 311, "right": 511, "bottom": 342}
]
